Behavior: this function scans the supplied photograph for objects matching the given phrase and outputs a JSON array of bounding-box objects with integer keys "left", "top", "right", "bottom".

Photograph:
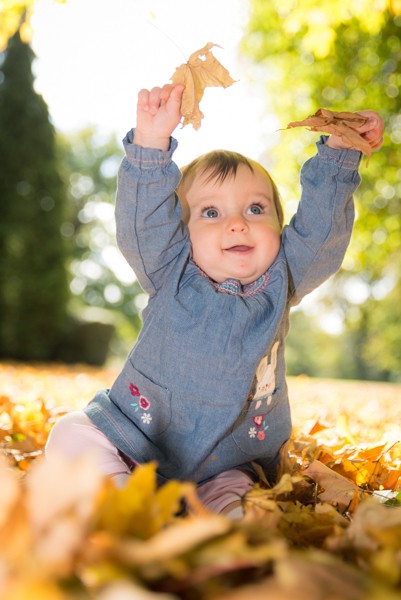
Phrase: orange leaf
[
  {"left": 356, "top": 443, "right": 387, "bottom": 462},
  {"left": 170, "top": 42, "right": 237, "bottom": 130},
  {"left": 308, "top": 419, "right": 330, "bottom": 436}
]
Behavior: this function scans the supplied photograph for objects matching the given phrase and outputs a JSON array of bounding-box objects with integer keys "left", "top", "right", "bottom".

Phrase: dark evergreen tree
[{"left": 0, "top": 27, "right": 70, "bottom": 360}]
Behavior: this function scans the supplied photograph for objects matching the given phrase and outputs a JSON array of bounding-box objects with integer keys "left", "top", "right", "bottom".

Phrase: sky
[{"left": 30, "top": 0, "right": 280, "bottom": 167}]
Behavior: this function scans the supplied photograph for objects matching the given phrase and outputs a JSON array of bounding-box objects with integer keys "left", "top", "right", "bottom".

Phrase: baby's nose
[{"left": 227, "top": 215, "right": 248, "bottom": 232}]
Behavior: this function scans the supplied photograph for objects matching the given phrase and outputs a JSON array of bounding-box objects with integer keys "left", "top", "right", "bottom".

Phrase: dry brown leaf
[
  {"left": 170, "top": 42, "right": 237, "bottom": 130},
  {"left": 286, "top": 108, "right": 372, "bottom": 160},
  {"left": 303, "top": 459, "right": 364, "bottom": 513}
]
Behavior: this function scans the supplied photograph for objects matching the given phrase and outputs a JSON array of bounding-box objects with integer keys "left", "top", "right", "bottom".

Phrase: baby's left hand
[{"left": 327, "top": 110, "right": 384, "bottom": 153}]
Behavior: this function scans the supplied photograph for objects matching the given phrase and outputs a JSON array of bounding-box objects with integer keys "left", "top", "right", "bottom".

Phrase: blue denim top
[{"left": 85, "top": 130, "right": 361, "bottom": 484}]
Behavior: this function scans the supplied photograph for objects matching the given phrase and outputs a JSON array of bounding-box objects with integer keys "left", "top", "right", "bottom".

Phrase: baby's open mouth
[{"left": 224, "top": 245, "right": 253, "bottom": 253}]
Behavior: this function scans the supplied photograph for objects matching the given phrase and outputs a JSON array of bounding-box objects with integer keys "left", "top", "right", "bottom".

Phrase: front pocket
[{"left": 109, "top": 360, "right": 172, "bottom": 436}]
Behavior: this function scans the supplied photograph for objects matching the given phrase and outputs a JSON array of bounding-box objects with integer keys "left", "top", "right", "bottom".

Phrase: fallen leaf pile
[
  {"left": 170, "top": 42, "right": 237, "bottom": 130},
  {"left": 1, "top": 362, "right": 401, "bottom": 599},
  {"left": 286, "top": 108, "right": 373, "bottom": 160}
]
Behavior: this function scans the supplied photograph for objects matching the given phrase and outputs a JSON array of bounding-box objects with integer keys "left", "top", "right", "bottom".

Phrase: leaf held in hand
[
  {"left": 170, "top": 42, "right": 237, "bottom": 130},
  {"left": 286, "top": 108, "right": 372, "bottom": 159}
]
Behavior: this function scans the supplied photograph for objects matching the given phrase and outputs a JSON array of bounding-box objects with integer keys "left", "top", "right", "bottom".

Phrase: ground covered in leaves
[{"left": 1, "top": 361, "right": 401, "bottom": 600}]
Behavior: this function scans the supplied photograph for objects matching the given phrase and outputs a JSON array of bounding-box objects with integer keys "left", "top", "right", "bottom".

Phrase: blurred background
[{"left": 0, "top": 0, "right": 400, "bottom": 381}]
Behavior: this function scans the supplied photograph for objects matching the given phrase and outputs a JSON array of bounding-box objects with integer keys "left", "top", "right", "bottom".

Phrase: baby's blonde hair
[{"left": 177, "top": 149, "right": 284, "bottom": 228}]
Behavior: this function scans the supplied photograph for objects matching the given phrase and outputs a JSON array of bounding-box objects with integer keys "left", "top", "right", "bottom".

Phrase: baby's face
[{"left": 185, "top": 164, "right": 281, "bottom": 285}]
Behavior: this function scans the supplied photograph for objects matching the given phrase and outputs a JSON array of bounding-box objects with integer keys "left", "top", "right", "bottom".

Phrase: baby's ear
[{"left": 256, "top": 356, "right": 268, "bottom": 378}]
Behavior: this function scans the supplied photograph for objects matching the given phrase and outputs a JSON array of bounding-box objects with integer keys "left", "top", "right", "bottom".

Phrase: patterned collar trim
[{"left": 197, "top": 267, "right": 270, "bottom": 297}]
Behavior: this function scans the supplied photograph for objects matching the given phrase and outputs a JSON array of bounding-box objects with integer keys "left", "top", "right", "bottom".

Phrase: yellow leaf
[
  {"left": 95, "top": 462, "right": 190, "bottom": 539},
  {"left": 170, "top": 42, "right": 237, "bottom": 130}
]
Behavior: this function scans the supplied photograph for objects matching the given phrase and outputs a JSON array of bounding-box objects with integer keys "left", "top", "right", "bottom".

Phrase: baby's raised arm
[
  {"left": 326, "top": 109, "right": 384, "bottom": 153},
  {"left": 133, "top": 83, "right": 185, "bottom": 151}
]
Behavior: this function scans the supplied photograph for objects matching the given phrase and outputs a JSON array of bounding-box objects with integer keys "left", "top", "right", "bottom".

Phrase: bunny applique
[
  {"left": 245, "top": 341, "right": 279, "bottom": 442},
  {"left": 252, "top": 341, "right": 279, "bottom": 409}
]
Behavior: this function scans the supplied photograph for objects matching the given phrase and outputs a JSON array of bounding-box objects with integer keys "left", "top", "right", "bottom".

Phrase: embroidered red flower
[
  {"left": 253, "top": 415, "right": 264, "bottom": 428},
  {"left": 129, "top": 383, "right": 140, "bottom": 396},
  {"left": 257, "top": 430, "right": 265, "bottom": 441},
  {"left": 139, "top": 395, "right": 150, "bottom": 410}
]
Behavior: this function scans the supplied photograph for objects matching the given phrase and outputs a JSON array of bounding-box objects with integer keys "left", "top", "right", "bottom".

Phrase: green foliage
[
  {"left": 285, "top": 310, "right": 344, "bottom": 379},
  {"left": 58, "top": 128, "right": 144, "bottom": 354},
  {"left": 0, "top": 29, "right": 70, "bottom": 360},
  {"left": 352, "top": 280, "right": 401, "bottom": 381},
  {"left": 242, "top": 1, "right": 401, "bottom": 380}
]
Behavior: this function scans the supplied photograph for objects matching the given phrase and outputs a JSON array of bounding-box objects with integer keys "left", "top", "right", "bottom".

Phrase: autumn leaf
[
  {"left": 170, "top": 42, "right": 237, "bottom": 130},
  {"left": 286, "top": 108, "right": 373, "bottom": 159},
  {"left": 2, "top": 363, "right": 401, "bottom": 598},
  {"left": 303, "top": 459, "right": 365, "bottom": 513}
]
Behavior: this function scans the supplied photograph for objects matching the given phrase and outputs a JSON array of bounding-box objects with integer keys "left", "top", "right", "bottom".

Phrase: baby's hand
[
  {"left": 326, "top": 110, "right": 384, "bottom": 153},
  {"left": 134, "top": 83, "right": 185, "bottom": 151}
]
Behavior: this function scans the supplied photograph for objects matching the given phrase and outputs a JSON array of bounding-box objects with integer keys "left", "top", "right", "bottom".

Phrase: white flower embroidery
[
  {"left": 248, "top": 427, "right": 257, "bottom": 438},
  {"left": 141, "top": 413, "right": 152, "bottom": 424}
]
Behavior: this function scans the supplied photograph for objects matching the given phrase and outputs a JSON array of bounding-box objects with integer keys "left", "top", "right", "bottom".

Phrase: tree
[
  {"left": 242, "top": 1, "right": 401, "bottom": 380},
  {"left": 0, "top": 28, "right": 70, "bottom": 360}
]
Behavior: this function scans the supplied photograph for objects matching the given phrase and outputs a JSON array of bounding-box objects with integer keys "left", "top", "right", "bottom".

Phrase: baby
[{"left": 46, "top": 84, "right": 383, "bottom": 518}]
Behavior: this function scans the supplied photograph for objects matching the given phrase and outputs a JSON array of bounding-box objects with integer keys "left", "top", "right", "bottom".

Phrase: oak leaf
[
  {"left": 286, "top": 108, "right": 372, "bottom": 159},
  {"left": 170, "top": 42, "right": 237, "bottom": 130}
]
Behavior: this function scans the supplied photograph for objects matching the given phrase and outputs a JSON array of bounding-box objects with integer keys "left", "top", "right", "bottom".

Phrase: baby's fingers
[
  {"left": 137, "top": 86, "right": 165, "bottom": 115},
  {"left": 356, "top": 111, "right": 377, "bottom": 132},
  {"left": 159, "top": 83, "right": 185, "bottom": 107},
  {"left": 137, "top": 88, "right": 151, "bottom": 112},
  {"left": 357, "top": 110, "right": 384, "bottom": 149},
  {"left": 147, "top": 86, "right": 163, "bottom": 115}
]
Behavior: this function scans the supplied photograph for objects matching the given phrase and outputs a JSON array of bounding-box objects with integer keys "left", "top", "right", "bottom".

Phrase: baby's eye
[
  {"left": 202, "top": 207, "right": 219, "bottom": 218},
  {"left": 247, "top": 204, "right": 264, "bottom": 215}
]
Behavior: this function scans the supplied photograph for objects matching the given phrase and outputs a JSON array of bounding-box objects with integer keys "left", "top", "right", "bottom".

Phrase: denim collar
[
  {"left": 197, "top": 267, "right": 270, "bottom": 297},
  {"left": 213, "top": 273, "right": 270, "bottom": 297}
]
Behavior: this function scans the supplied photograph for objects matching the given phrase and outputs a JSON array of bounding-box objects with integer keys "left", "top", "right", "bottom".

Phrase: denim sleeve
[
  {"left": 114, "top": 129, "right": 187, "bottom": 296},
  {"left": 282, "top": 136, "right": 362, "bottom": 305}
]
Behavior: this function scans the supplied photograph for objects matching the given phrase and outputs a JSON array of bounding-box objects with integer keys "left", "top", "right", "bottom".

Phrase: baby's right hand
[{"left": 133, "top": 84, "right": 185, "bottom": 151}]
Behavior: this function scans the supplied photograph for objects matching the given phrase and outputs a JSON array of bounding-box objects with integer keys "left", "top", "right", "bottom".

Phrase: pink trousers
[{"left": 45, "top": 410, "right": 254, "bottom": 517}]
